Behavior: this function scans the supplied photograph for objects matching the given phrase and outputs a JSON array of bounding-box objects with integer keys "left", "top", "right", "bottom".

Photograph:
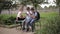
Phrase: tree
[
  {"left": 19, "top": 0, "right": 44, "bottom": 10},
  {"left": 0, "top": 0, "right": 12, "bottom": 14},
  {"left": 56, "top": 0, "right": 60, "bottom": 15}
]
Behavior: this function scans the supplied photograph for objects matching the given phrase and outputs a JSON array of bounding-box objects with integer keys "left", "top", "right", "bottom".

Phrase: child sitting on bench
[{"left": 16, "top": 7, "right": 25, "bottom": 21}]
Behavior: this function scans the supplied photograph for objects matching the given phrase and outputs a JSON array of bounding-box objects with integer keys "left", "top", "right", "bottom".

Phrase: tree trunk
[
  {"left": 59, "top": 6, "right": 60, "bottom": 15},
  {"left": 8, "top": 9, "right": 11, "bottom": 14},
  {"left": 0, "top": 8, "right": 2, "bottom": 14},
  {"left": 0, "top": 10, "right": 1, "bottom": 14}
]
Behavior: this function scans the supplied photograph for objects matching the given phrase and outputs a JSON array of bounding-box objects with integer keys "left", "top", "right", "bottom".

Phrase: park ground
[{"left": 0, "top": 27, "right": 34, "bottom": 34}]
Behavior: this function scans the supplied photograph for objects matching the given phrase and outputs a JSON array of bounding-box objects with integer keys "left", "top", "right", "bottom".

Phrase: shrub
[
  {"left": 0, "top": 15, "right": 16, "bottom": 25},
  {"left": 4, "top": 16, "right": 16, "bottom": 25},
  {"left": 35, "top": 16, "right": 60, "bottom": 34}
]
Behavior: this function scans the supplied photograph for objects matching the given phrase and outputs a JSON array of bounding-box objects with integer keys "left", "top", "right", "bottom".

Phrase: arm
[
  {"left": 30, "top": 15, "right": 36, "bottom": 18},
  {"left": 30, "top": 12, "right": 37, "bottom": 19}
]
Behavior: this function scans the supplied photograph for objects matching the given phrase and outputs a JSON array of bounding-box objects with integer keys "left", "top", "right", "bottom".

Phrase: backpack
[{"left": 36, "top": 12, "right": 40, "bottom": 20}]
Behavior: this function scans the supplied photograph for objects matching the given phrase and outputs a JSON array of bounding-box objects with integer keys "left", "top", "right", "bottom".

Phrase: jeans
[
  {"left": 27, "top": 18, "right": 36, "bottom": 32},
  {"left": 22, "top": 16, "right": 31, "bottom": 30},
  {"left": 22, "top": 16, "right": 36, "bottom": 32}
]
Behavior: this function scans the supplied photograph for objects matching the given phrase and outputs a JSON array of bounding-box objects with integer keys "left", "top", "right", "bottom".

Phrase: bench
[
  {"left": 14, "top": 20, "right": 24, "bottom": 29},
  {"left": 14, "top": 19, "right": 41, "bottom": 31}
]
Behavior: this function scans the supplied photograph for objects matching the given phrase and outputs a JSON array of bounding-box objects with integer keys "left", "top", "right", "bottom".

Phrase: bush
[
  {"left": 35, "top": 16, "right": 60, "bottom": 34},
  {"left": 46, "top": 16, "right": 60, "bottom": 34},
  {"left": 4, "top": 16, "right": 16, "bottom": 25},
  {"left": 0, "top": 15, "right": 16, "bottom": 25}
]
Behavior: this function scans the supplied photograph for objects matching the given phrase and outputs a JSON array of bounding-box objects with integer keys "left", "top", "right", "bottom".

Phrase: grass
[
  {"left": 0, "top": 12, "right": 59, "bottom": 34},
  {"left": 35, "top": 12, "right": 58, "bottom": 34},
  {"left": 0, "top": 12, "right": 58, "bottom": 19},
  {"left": 0, "top": 12, "right": 58, "bottom": 25},
  {"left": 40, "top": 12, "right": 58, "bottom": 18}
]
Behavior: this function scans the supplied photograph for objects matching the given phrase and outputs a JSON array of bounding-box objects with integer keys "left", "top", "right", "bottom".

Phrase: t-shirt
[
  {"left": 26, "top": 11, "right": 32, "bottom": 16},
  {"left": 34, "top": 12, "right": 37, "bottom": 17},
  {"left": 17, "top": 11, "right": 22, "bottom": 17},
  {"left": 25, "top": 11, "right": 32, "bottom": 19},
  {"left": 31, "top": 11, "right": 37, "bottom": 19}
]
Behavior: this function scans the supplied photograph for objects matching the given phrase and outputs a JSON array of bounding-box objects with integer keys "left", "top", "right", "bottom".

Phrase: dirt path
[{"left": 0, "top": 27, "right": 34, "bottom": 34}]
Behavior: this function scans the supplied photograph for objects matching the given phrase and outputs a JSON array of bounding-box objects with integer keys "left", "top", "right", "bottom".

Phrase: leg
[
  {"left": 25, "top": 19, "right": 31, "bottom": 32},
  {"left": 26, "top": 23, "right": 29, "bottom": 32},
  {"left": 30, "top": 19, "right": 36, "bottom": 32},
  {"left": 22, "top": 18, "right": 30, "bottom": 30},
  {"left": 25, "top": 18, "right": 32, "bottom": 32}
]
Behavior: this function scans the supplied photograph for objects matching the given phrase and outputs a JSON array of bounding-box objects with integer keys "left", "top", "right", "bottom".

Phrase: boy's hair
[
  {"left": 26, "top": 7, "right": 30, "bottom": 10},
  {"left": 31, "top": 7, "right": 34, "bottom": 10}
]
